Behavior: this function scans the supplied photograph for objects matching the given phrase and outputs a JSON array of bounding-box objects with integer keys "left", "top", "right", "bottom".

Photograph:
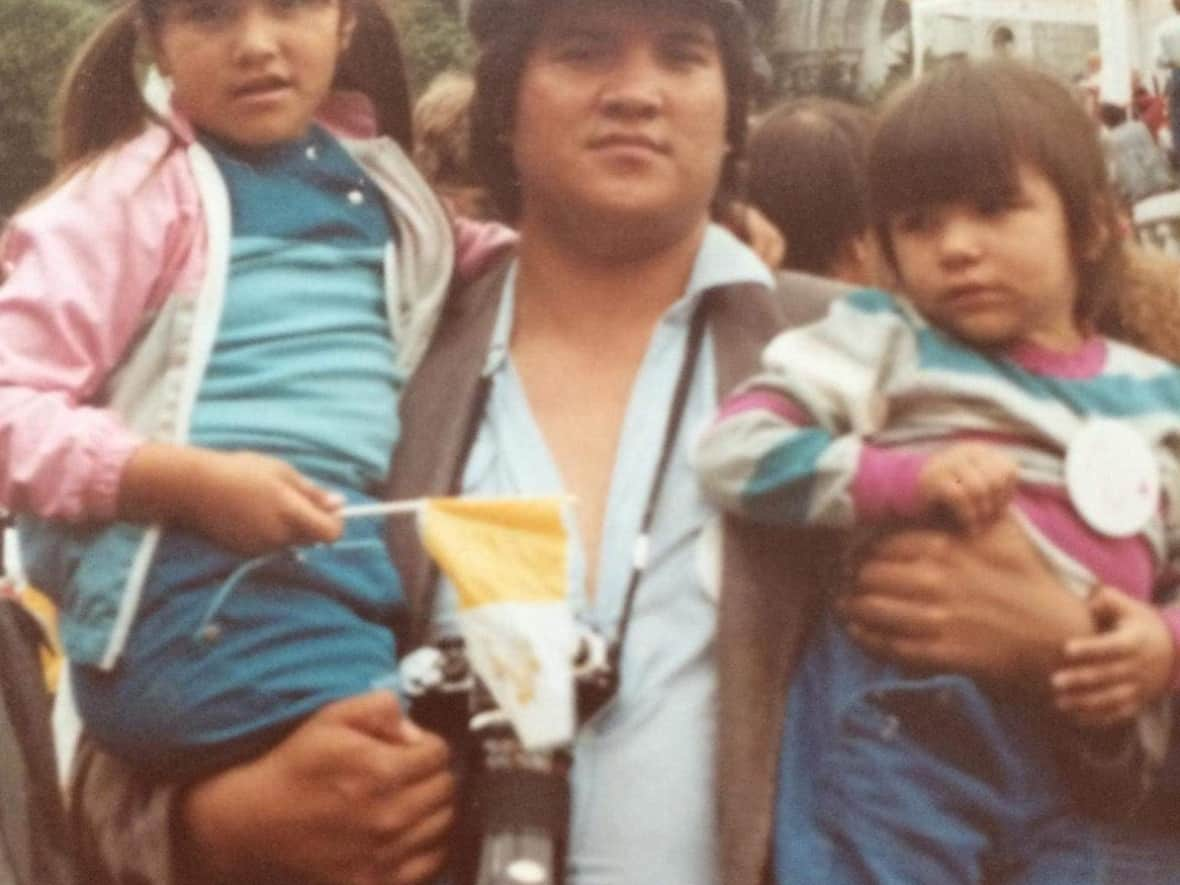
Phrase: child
[
  {"left": 697, "top": 59, "right": 1180, "bottom": 883},
  {"left": 0, "top": 0, "right": 505, "bottom": 779}
]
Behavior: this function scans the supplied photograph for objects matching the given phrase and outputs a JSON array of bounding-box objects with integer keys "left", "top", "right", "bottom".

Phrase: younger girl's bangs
[{"left": 869, "top": 63, "right": 1024, "bottom": 221}]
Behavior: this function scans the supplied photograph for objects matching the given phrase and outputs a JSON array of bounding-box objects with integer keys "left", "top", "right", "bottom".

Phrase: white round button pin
[{"left": 1064, "top": 418, "right": 1159, "bottom": 538}]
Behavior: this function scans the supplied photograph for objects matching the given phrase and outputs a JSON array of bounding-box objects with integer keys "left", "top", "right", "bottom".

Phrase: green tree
[
  {"left": 392, "top": 0, "right": 474, "bottom": 97},
  {"left": 0, "top": 0, "right": 103, "bottom": 214}
]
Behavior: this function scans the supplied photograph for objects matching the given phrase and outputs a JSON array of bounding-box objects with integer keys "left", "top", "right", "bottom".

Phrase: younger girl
[
  {"left": 697, "top": 60, "right": 1180, "bottom": 882},
  {"left": 0, "top": 0, "right": 504, "bottom": 778}
]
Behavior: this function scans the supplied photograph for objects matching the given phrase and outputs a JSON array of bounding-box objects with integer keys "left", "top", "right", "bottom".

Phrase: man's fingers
[
  {"left": 391, "top": 844, "right": 451, "bottom": 885},
  {"left": 845, "top": 622, "right": 948, "bottom": 669},
  {"left": 1062, "top": 631, "right": 1138, "bottom": 663},
  {"left": 1055, "top": 680, "right": 1138, "bottom": 715},
  {"left": 372, "top": 800, "right": 456, "bottom": 877},
  {"left": 861, "top": 528, "right": 951, "bottom": 563},
  {"left": 840, "top": 591, "right": 944, "bottom": 638},
  {"left": 1056, "top": 683, "right": 1140, "bottom": 726},
  {"left": 1052, "top": 658, "right": 1135, "bottom": 694},
  {"left": 368, "top": 733, "right": 454, "bottom": 798},
  {"left": 316, "top": 689, "right": 407, "bottom": 744}
]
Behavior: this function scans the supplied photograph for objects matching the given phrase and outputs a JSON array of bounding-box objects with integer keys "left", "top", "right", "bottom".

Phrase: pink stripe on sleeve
[
  {"left": 716, "top": 389, "right": 812, "bottom": 425},
  {"left": 852, "top": 445, "right": 929, "bottom": 521}
]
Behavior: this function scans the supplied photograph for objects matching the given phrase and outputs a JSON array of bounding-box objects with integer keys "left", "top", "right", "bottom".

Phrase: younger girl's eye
[
  {"left": 894, "top": 208, "right": 935, "bottom": 233},
  {"left": 553, "top": 39, "right": 607, "bottom": 65},
  {"left": 271, "top": 0, "right": 327, "bottom": 12},
  {"left": 179, "top": 0, "right": 231, "bottom": 24}
]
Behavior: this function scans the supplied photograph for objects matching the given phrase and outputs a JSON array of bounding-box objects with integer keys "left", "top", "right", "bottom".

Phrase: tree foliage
[
  {"left": 0, "top": 0, "right": 472, "bottom": 215},
  {"left": 392, "top": 0, "right": 474, "bottom": 97},
  {"left": 0, "top": 0, "right": 103, "bottom": 214}
]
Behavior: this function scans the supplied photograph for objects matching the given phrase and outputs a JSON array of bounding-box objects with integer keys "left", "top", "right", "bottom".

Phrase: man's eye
[{"left": 666, "top": 48, "right": 708, "bottom": 67}]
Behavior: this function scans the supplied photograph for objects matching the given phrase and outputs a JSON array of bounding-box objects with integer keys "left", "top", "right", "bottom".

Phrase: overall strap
[
  {"left": 707, "top": 272, "right": 850, "bottom": 885},
  {"left": 386, "top": 257, "right": 513, "bottom": 650}
]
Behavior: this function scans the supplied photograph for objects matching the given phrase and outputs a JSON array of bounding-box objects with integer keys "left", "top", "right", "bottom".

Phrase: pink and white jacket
[{"left": 0, "top": 92, "right": 511, "bottom": 667}]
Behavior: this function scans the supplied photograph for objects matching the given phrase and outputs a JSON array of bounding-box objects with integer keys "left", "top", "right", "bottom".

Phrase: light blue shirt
[{"left": 431, "top": 225, "right": 773, "bottom": 885}]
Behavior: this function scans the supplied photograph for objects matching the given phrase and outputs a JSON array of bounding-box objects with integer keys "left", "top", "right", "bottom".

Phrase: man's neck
[{"left": 513, "top": 216, "right": 709, "bottom": 340}]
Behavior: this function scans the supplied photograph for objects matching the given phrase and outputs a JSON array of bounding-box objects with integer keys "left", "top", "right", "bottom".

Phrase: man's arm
[{"left": 71, "top": 691, "right": 455, "bottom": 885}]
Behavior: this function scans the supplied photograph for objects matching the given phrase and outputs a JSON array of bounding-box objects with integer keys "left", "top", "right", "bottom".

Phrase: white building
[{"left": 769, "top": 0, "right": 1177, "bottom": 101}]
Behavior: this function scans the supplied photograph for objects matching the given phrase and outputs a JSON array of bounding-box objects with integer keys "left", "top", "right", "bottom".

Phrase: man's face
[{"left": 510, "top": 0, "right": 729, "bottom": 251}]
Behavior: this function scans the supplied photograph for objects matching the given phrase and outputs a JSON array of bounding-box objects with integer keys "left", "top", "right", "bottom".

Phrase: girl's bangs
[{"left": 869, "top": 65, "right": 1023, "bottom": 219}]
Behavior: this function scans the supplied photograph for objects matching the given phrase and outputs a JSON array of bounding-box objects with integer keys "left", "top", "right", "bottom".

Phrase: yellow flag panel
[{"left": 418, "top": 497, "right": 568, "bottom": 609}]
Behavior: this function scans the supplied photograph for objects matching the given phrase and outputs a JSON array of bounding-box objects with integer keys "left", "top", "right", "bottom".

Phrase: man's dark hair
[{"left": 467, "top": 0, "right": 754, "bottom": 221}]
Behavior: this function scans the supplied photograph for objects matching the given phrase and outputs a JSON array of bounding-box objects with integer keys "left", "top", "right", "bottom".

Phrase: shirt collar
[{"left": 483, "top": 223, "right": 772, "bottom": 377}]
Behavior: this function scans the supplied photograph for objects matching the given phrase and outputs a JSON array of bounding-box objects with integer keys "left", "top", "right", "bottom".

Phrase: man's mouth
[{"left": 589, "top": 133, "right": 670, "bottom": 155}]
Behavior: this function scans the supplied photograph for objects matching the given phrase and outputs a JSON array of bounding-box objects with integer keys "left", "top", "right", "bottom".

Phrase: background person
[
  {"left": 412, "top": 70, "right": 493, "bottom": 220},
  {"left": 744, "top": 96, "right": 880, "bottom": 284}
]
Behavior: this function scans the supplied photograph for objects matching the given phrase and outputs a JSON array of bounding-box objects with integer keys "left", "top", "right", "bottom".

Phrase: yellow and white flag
[{"left": 418, "top": 496, "right": 577, "bottom": 750}]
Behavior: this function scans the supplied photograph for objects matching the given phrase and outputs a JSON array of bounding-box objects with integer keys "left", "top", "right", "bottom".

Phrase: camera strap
[{"left": 611, "top": 299, "right": 710, "bottom": 670}]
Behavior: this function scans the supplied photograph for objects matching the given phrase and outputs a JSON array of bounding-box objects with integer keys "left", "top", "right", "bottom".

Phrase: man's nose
[{"left": 599, "top": 49, "right": 664, "bottom": 119}]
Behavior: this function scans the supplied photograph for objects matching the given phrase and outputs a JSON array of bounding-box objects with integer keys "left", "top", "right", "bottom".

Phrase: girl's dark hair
[
  {"left": 868, "top": 58, "right": 1123, "bottom": 329},
  {"left": 55, "top": 0, "right": 411, "bottom": 173},
  {"left": 746, "top": 97, "right": 872, "bottom": 273},
  {"left": 468, "top": 0, "right": 754, "bottom": 222}
]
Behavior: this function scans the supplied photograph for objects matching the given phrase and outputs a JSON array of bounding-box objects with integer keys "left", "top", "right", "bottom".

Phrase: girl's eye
[
  {"left": 272, "top": 0, "right": 324, "bottom": 12},
  {"left": 554, "top": 40, "right": 607, "bottom": 65},
  {"left": 660, "top": 37, "right": 715, "bottom": 69},
  {"left": 976, "top": 198, "right": 1012, "bottom": 218}
]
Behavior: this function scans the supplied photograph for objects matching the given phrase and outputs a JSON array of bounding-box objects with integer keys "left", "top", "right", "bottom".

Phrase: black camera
[{"left": 399, "top": 628, "right": 618, "bottom": 885}]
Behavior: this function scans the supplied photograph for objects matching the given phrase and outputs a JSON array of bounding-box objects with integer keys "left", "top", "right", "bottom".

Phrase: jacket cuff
[{"left": 82, "top": 429, "right": 143, "bottom": 522}]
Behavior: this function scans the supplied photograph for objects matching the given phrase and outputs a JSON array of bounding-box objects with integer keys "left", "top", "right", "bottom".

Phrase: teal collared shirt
[{"left": 431, "top": 224, "right": 773, "bottom": 885}]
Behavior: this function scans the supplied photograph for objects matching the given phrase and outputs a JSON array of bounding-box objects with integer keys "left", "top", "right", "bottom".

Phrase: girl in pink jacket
[{"left": 0, "top": 0, "right": 507, "bottom": 779}]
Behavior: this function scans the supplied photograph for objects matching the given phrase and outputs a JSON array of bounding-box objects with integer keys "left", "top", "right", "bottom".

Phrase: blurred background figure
[
  {"left": 1131, "top": 70, "right": 1167, "bottom": 142},
  {"left": 1155, "top": 0, "right": 1180, "bottom": 162},
  {"left": 412, "top": 70, "right": 494, "bottom": 220},
  {"left": 1099, "top": 101, "right": 1174, "bottom": 207},
  {"left": 745, "top": 97, "right": 882, "bottom": 285}
]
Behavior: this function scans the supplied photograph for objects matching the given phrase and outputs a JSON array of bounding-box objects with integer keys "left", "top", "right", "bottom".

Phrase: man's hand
[
  {"left": 917, "top": 443, "right": 1018, "bottom": 533},
  {"left": 1052, "top": 586, "right": 1176, "bottom": 728},
  {"left": 182, "top": 691, "right": 455, "bottom": 885},
  {"left": 841, "top": 513, "right": 1094, "bottom": 687},
  {"left": 119, "top": 443, "right": 344, "bottom": 555}
]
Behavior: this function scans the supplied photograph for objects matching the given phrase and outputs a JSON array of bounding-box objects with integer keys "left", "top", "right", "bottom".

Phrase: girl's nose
[
  {"left": 936, "top": 214, "right": 985, "bottom": 265},
  {"left": 232, "top": 5, "right": 281, "bottom": 63}
]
